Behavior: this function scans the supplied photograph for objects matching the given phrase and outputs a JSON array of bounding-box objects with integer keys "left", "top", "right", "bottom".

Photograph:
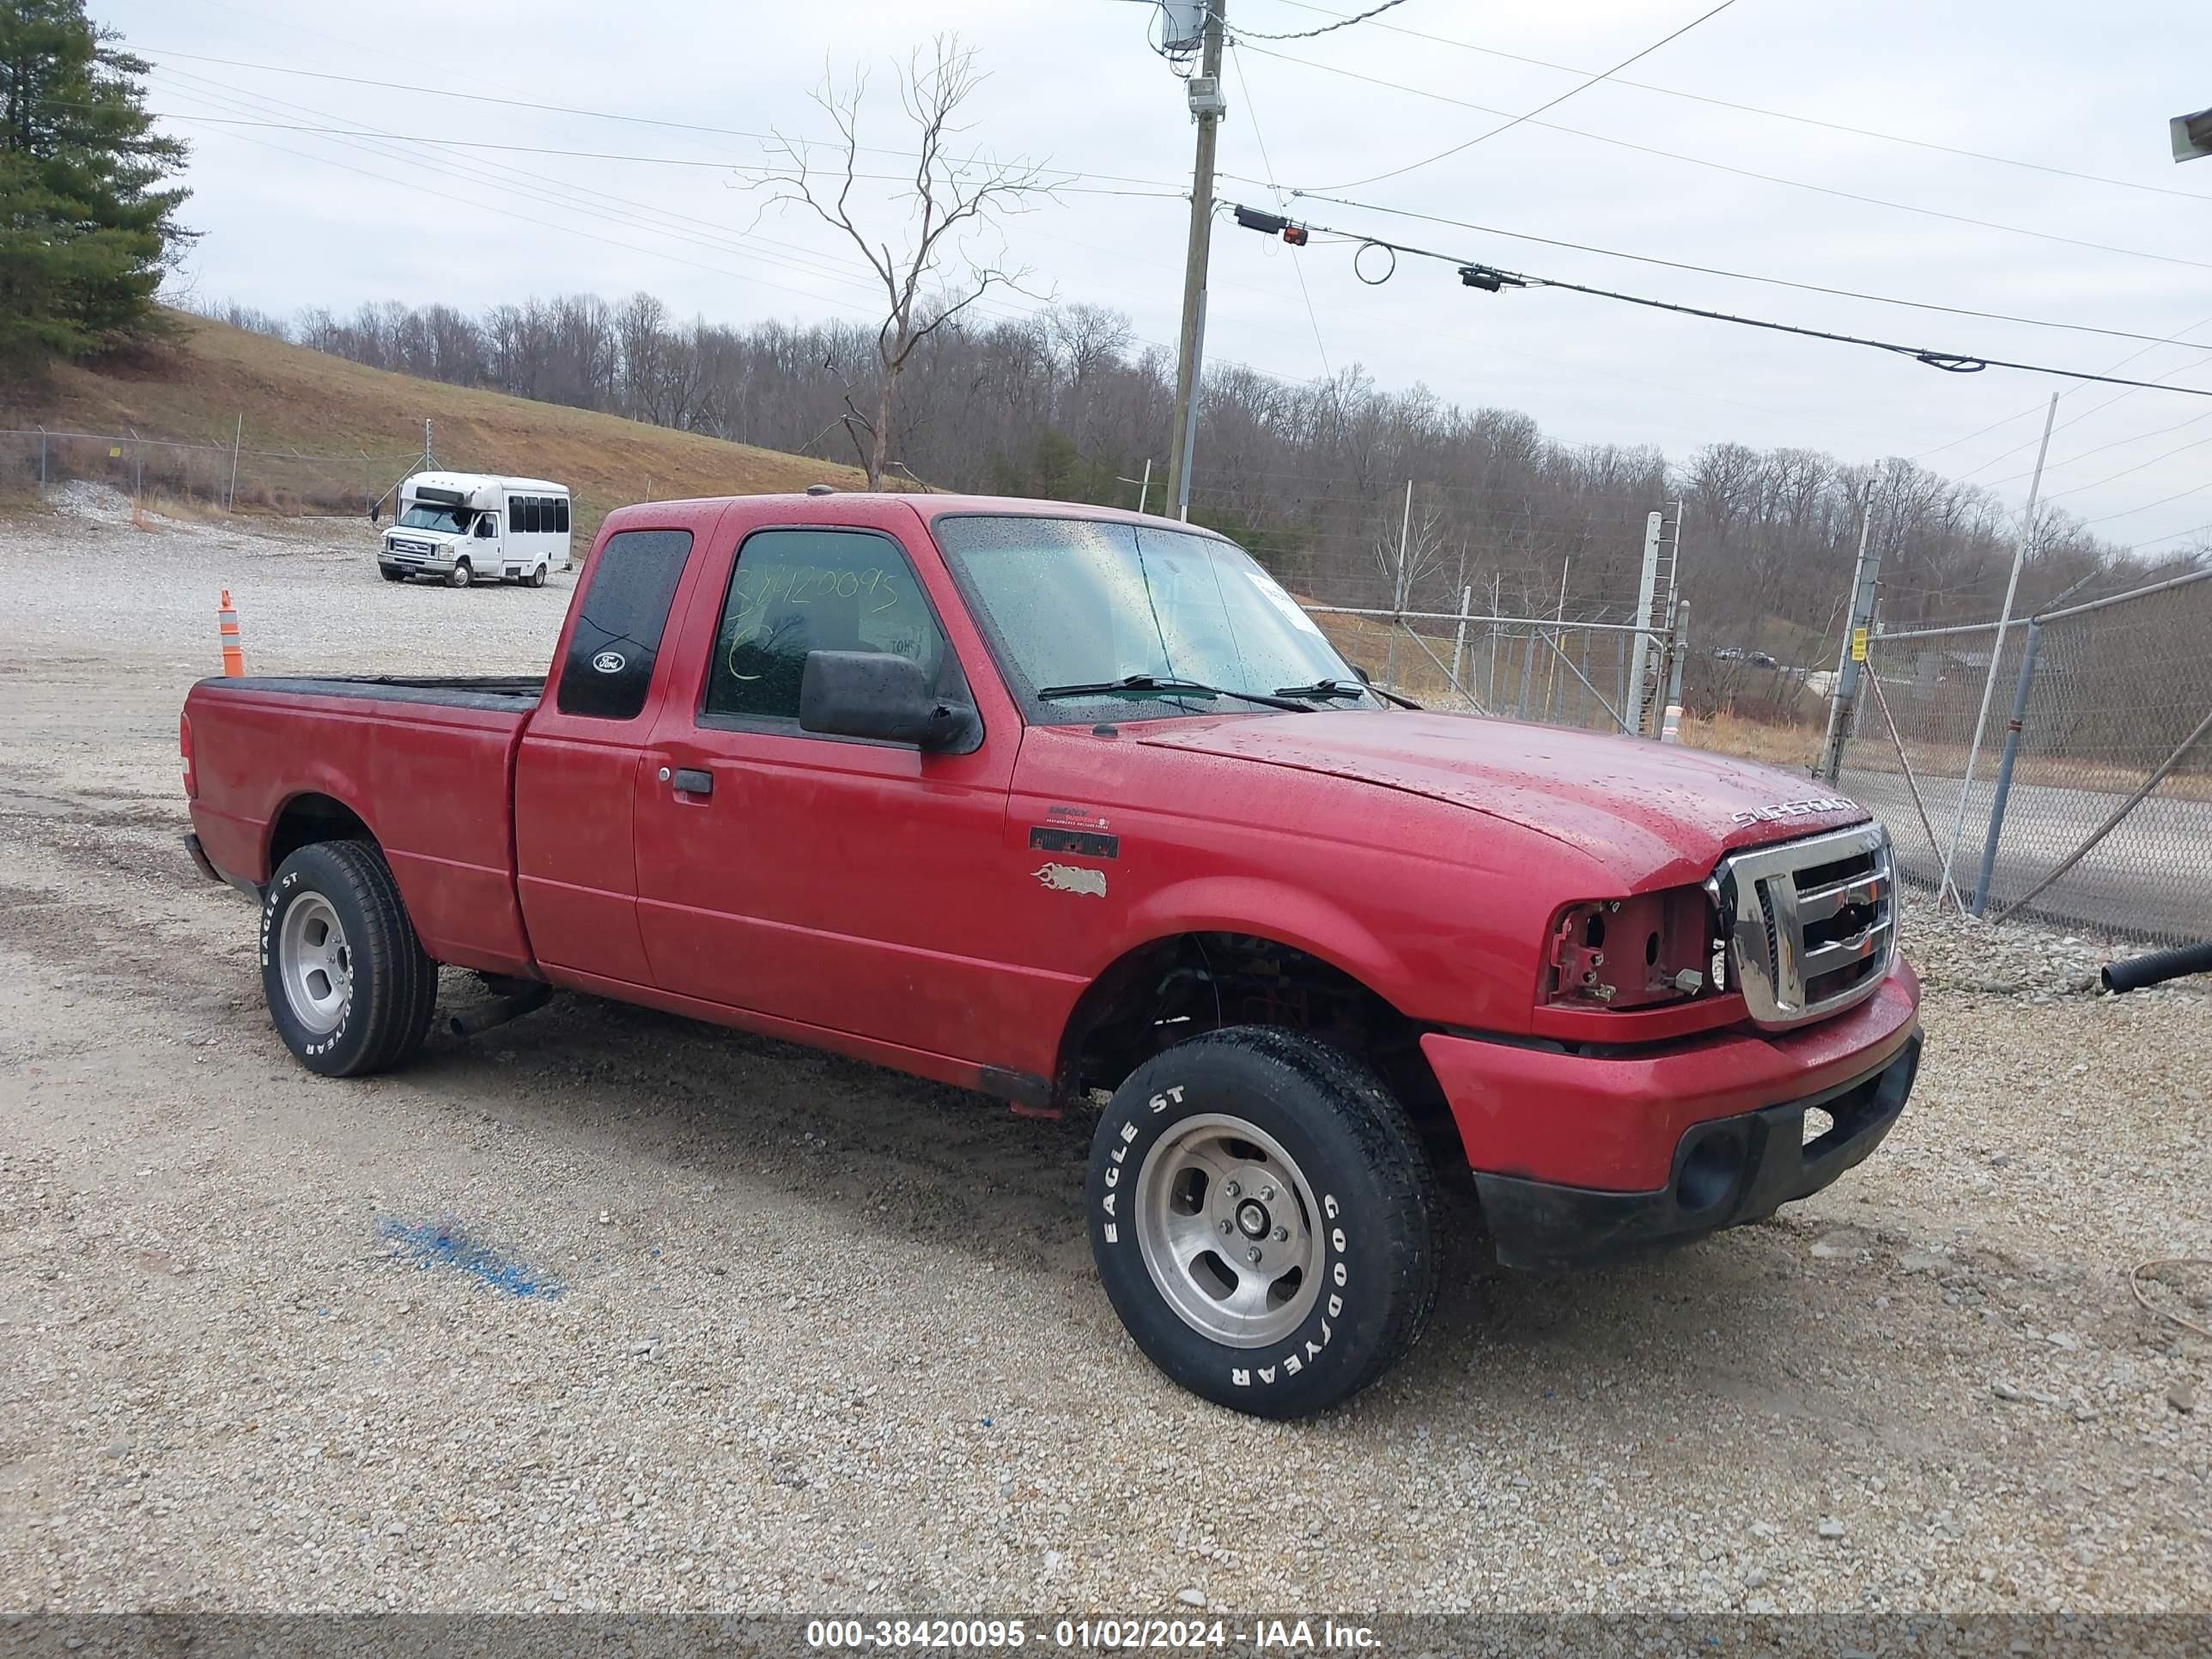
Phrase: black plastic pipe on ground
[{"left": 2101, "top": 940, "right": 2212, "bottom": 994}]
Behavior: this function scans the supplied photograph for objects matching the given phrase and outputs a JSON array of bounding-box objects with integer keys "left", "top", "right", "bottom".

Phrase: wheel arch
[
  {"left": 266, "top": 789, "right": 379, "bottom": 878},
  {"left": 1053, "top": 929, "right": 1457, "bottom": 1161}
]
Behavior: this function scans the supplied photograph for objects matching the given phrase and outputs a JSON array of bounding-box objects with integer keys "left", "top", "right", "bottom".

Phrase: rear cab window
[{"left": 557, "top": 528, "right": 693, "bottom": 720}]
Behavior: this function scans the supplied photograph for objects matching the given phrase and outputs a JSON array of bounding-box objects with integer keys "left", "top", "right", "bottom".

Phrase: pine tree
[{"left": 0, "top": 0, "right": 191, "bottom": 366}]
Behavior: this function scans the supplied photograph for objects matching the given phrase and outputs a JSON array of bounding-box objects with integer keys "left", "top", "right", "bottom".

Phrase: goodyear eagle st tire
[
  {"left": 1087, "top": 1026, "right": 1440, "bottom": 1419},
  {"left": 261, "top": 840, "right": 438, "bottom": 1078}
]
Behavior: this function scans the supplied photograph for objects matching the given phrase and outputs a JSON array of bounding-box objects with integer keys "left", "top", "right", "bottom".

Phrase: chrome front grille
[{"left": 1707, "top": 822, "right": 1894, "bottom": 1030}]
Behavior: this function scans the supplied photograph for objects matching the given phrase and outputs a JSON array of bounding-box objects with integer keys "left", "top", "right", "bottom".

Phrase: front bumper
[
  {"left": 1472, "top": 1033, "right": 1920, "bottom": 1270},
  {"left": 382, "top": 546, "right": 459, "bottom": 575}
]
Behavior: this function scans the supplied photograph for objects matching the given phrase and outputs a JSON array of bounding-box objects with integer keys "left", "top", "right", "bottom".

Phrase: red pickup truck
[{"left": 181, "top": 492, "right": 1920, "bottom": 1418}]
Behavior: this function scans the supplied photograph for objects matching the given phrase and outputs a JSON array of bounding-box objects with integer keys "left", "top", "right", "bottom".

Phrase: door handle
[{"left": 672, "top": 768, "right": 714, "bottom": 797}]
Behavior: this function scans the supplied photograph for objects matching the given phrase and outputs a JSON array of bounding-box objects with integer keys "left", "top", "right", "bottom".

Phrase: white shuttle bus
[{"left": 379, "top": 471, "right": 572, "bottom": 588}]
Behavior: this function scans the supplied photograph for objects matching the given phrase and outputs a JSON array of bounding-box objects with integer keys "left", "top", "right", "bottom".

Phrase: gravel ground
[{"left": 1, "top": 492, "right": 2207, "bottom": 1616}]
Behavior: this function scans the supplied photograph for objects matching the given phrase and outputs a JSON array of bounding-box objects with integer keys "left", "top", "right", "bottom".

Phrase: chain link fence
[
  {"left": 1, "top": 427, "right": 412, "bottom": 517},
  {"left": 1838, "top": 567, "right": 2212, "bottom": 945},
  {"left": 1302, "top": 602, "right": 1684, "bottom": 738}
]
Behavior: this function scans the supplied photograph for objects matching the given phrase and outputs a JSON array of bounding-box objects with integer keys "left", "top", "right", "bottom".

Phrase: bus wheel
[{"left": 447, "top": 560, "right": 472, "bottom": 589}]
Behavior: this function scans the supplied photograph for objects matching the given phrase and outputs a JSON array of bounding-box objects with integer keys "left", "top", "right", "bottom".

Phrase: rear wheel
[
  {"left": 447, "top": 559, "right": 472, "bottom": 589},
  {"left": 1087, "top": 1027, "right": 1440, "bottom": 1419},
  {"left": 528, "top": 563, "right": 548, "bottom": 588},
  {"left": 261, "top": 840, "right": 437, "bottom": 1077}
]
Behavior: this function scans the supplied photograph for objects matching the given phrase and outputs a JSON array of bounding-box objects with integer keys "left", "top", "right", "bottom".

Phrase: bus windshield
[{"left": 398, "top": 503, "right": 473, "bottom": 534}]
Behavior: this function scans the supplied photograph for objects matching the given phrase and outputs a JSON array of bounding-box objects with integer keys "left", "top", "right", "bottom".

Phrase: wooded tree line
[{"left": 202, "top": 289, "right": 2205, "bottom": 663}]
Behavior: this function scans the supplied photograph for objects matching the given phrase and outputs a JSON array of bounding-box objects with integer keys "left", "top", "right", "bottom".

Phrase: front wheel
[
  {"left": 447, "top": 559, "right": 472, "bottom": 589},
  {"left": 1087, "top": 1027, "right": 1440, "bottom": 1419},
  {"left": 261, "top": 841, "right": 438, "bottom": 1076}
]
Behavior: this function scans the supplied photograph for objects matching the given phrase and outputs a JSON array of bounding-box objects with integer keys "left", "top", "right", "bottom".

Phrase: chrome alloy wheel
[
  {"left": 1133, "top": 1112, "right": 1322, "bottom": 1348},
  {"left": 278, "top": 891, "right": 352, "bottom": 1034}
]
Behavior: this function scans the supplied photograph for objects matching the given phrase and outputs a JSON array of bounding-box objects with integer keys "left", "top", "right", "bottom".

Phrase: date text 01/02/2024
[{"left": 803, "top": 1617, "right": 1382, "bottom": 1650}]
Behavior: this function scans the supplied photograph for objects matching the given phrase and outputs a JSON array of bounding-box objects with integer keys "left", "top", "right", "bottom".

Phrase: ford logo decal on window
[{"left": 591, "top": 651, "right": 626, "bottom": 674}]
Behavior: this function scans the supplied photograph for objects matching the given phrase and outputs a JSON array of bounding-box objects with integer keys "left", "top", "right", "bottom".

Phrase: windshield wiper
[
  {"left": 1272, "top": 678, "right": 1425, "bottom": 710},
  {"left": 1034, "top": 674, "right": 1312, "bottom": 713}
]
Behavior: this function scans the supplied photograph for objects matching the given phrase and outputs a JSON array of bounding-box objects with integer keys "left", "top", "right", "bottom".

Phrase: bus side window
[{"left": 553, "top": 497, "right": 569, "bottom": 533}]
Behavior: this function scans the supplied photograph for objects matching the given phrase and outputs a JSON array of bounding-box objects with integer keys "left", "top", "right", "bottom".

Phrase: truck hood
[{"left": 1133, "top": 712, "right": 1869, "bottom": 883}]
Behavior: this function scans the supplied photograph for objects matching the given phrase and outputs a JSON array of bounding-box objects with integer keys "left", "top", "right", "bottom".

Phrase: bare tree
[
  {"left": 743, "top": 35, "right": 1054, "bottom": 489},
  {"left": 1373, "top": 491, "right": 1452, "bottom": 688}
]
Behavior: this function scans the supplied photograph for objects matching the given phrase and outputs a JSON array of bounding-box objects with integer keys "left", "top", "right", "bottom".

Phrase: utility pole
[
  {"left": 1815, "top": 504, "right": 1878, "bottom": 782},
  {"left": 1164, "top": 0, "right": 1226, "bottom": 522}
]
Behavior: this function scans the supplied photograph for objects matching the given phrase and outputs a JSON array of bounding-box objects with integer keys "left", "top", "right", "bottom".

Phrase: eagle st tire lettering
[{"left": 1084, "top": 1028, "right": 1437, "bottom": 1419}]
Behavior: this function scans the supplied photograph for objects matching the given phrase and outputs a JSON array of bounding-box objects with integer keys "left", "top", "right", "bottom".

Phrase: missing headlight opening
[{"left": 1547, "top": 889, "right": 1717, "bottom": 1010}]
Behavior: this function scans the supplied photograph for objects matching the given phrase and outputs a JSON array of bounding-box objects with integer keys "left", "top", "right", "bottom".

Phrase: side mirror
[
  {"left": 799, "top": 649, "right": 977, "bottom": 751},
  {"left": 1350, "top": 663, "right": 1374, "bottom": 684}
]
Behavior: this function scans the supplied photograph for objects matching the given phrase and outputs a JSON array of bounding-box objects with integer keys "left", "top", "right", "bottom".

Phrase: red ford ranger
[{"left": 181, "top": 493, "right": 1921, "bottom": 1418}]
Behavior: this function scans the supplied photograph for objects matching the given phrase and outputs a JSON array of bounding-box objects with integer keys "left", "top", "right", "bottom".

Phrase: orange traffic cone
[{"left": 217, "top": 589, "right": 245, "bottom": 677}]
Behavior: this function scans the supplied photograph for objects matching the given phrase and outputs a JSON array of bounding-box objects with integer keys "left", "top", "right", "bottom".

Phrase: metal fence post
[
  {"left": 1817, "top": 506, "right": 1879, "bottom": 781},
  {"left": 38, "top": 426, "right": 47, "bottom": 494},
  {"left": 1971, "top": 618, "right": 2041, "bottom": 916},
  {"left": 1664, "top": 600, "right": 1690, "bottom": 736},
  {"left": 1449, "top": 583, "right": 1471, "bottom": 693}
]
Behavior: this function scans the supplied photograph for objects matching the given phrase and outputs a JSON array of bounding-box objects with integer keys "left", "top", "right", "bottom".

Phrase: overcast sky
[{"left": 119, "top": 0, "right": 2212, "bottom": 558}]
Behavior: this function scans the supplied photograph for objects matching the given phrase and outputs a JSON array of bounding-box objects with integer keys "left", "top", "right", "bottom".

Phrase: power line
[
  {"left": 1309, "top": 0, "right": 1740, "bottom": 191},
  {"left": 1914, "top": 314, "right": 2212, "bottom": 468},
  {"left": 1237, "top": 43, "right": 2212, "bottom": 274},
  {"left": 145, "top": 112, "right": 1184, "bottom": 196},
  {"left": 1946, "top": 343, "right": 2212, "bottom": 481},
  {"left": 157, "top": 64, "right": 1103, "bottom": 342},
  {"left": 1268, "top": 193, "right": 2188, "bottom": 347},
  {"left": 137, "top": 46, "right": 1182, "bottom": 192},
  {"left": 2132, "top": 519, "right": 2212, "bottom": 551},
  {"left": 160, "top": 75, "right": 1326, "bottom": 398},
  {"left": 1229, "top": 201, "right": 2212, "bottom": 398},
  {"left": 2042, "top": 428, "right": 2212, "bottom": 501},
  {"left": 2084, "top": 482, "right": 2212, "bottom": 527},
  {"left": 1225, "top": 0, "right": 1411, "bottom": 41},
  {"left": 154, "top": 75, "right": 919, "bottom": 310},
  {"left": 1258, "top": 0, "right": 2212, "bottom": 207},
  {"left": 1228, "top": 44, "right": 1336, "bottom": 388},
  {"left": 1981, "top": 409, "right": 2212, "bottom": 492}
]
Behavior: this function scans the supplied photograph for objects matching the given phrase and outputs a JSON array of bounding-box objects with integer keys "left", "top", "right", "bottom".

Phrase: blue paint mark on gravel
[{"left": 377, "top": 1218, "right": 560, "bottom": 1298}]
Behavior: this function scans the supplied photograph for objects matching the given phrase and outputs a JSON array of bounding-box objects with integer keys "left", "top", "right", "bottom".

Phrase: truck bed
[
  {"left": 183, "top": 674, "right": 541, "bottom": 977},
  {"left": 216, "top": 673, "right": 546, "bottom": 709}
]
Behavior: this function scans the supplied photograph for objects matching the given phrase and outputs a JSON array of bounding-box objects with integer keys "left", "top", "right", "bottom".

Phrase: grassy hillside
[{"left": 2, "top": 313, "right": 867, "bottom": 532}]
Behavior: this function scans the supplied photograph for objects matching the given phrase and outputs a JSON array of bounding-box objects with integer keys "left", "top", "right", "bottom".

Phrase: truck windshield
[
  {"left": 933, "top": 514, "right": 1380, "bottom": 715},
  {"left": 398, "top": 504, "right": 472, "bottom": 534}
]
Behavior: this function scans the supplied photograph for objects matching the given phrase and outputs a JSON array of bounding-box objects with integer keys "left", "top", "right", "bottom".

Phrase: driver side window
[
  {"left": 476, "top": 515, "right": 498, "bottom": 539},
  {"left": 702, "top": 528, "right": 958, "bottom": 726}
]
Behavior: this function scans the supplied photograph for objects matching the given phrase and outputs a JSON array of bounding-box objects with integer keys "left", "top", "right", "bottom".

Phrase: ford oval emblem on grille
[{"left": 591, "top": 651, "right": 626, "bottom": 674}]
